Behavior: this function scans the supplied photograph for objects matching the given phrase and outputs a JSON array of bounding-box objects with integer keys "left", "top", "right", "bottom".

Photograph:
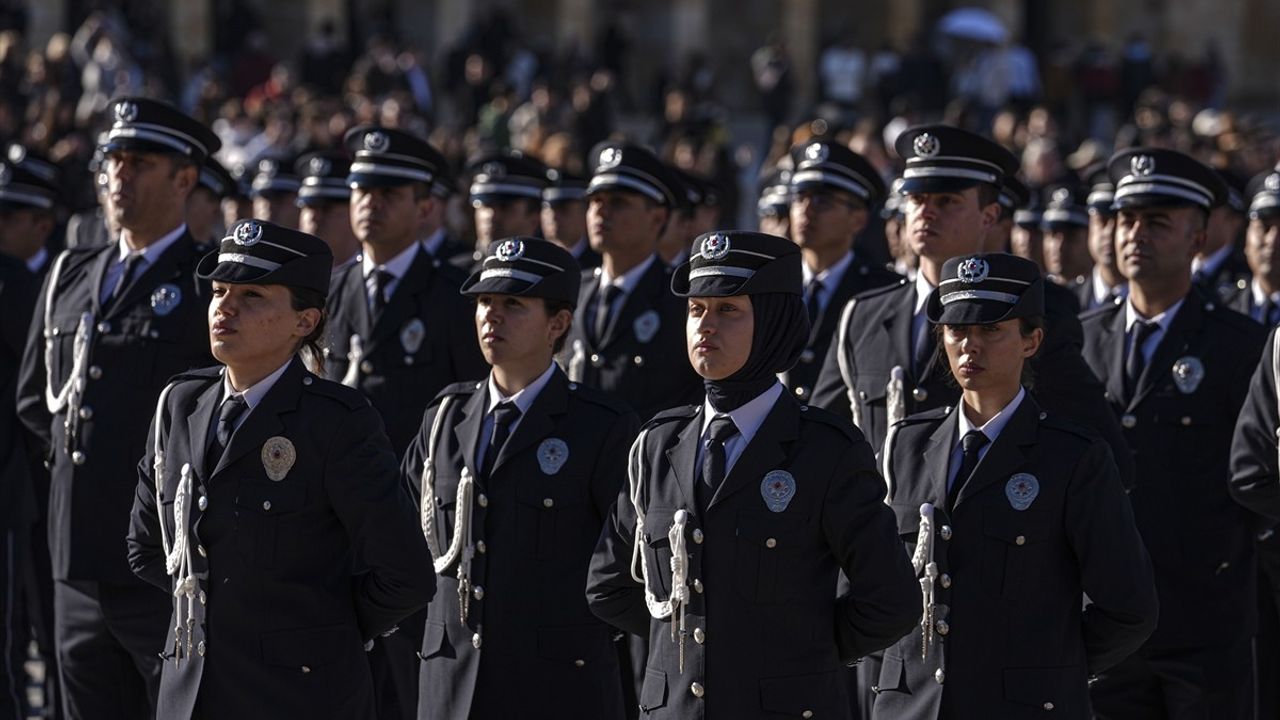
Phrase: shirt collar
[
  {"left": 486, "top": 363, "right": 558, "bottom": 417},
  {"left": 1193, "top": 244, "right": 1234, "bottom": 277},
  {"left": 363, "top": 241, "right": 420, "bottom": 281},
  {"left": 600, "top": 254, "right": 657, "bottom": 295},
  {"left": 1251, "top": 278, "right": 1280, "bottom": 308},
  {"left": 803, "top": 251, "right": 855, "bottom": 290},
  {"left": 332, "top": 254, "right": 359, "bottom": 276},
  {"left": 955, "top": 386, "right": 1026, "bottom": 449},
  {"left": 1125, "top": 295, "right": 1186, "bottom": 334},
  {"left": 699, "top": 381, "right": 784, "bottom": 446},
  {"left": 222, "top": 357, "right": 293, "bottom": 410},
  {"left": 419, "top": 228, "right": 447, "bottom": 257},
  {"left": 1092, "top": 266, "right": 1126, "bottom": 304},
  {"left": 25, "top": 246, "right": 48, "bottom": 274},
  {"left": 116, "top": 224, "right": 187, "bottom": 265},
  {"left": 914, "top": 271, "right": 937, "bottom": 316}
]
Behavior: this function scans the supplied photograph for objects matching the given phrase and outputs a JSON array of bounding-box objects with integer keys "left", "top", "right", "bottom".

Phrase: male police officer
[
  {"left": 756, "top": 167, "right": 791, "bottom": 239},
  {"left": 187, "top": 155, "right": 235, "bottom": 251},
  {"left": 467, "top": 151, "right": 548, "bottom": 264},
  {"left": 0, "top": 145, "right": 61, "bottom": 274},
  {"left": 782, "top": 139, "right": 901, "bottom": 404},
  {"left": 1224, "top": 171, "right": 1280, "bottom": 323},
  {"left": 1192, "top": 169, "right": 1250, "bottom": 303},
  {"left": 294, "top": 151, "right": 360, "bottom": 273},
  {"left": 541, "top": 169, "right": 601, "bottom": 270},
  {"left": 16, "top": 96, "right": 219, "bottom": 719},
  {"left": 249, "top": 155, "right": 301, "bottom": 229},
  {"left": 563, "top": 143, "right": 702, "bottom": 421},
  {"left": 1082, "top": 148, "right": 1265, "bottom": 720},
  {"left": 1041, "top": 183, "right": 1093, "bottom": 288},
  {"left": 1079, "top": 167, "right": 1128, "bottom": 311}
]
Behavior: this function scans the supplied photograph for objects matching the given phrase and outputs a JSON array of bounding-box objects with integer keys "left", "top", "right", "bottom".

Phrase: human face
[
  {"left": 222, "top": 196, "right": 252, "bottom": 232},
  {"left": 541, "top": 200, "right": 587, "bottom": 248},
  {"left": 350, "top": 184, "right": 427, "bottom": 248},
  {"left": 790, "top": 188, "right": 866, "bottom": 256},
  {"left": 903, "top": 188, "right": 996, "bottom": 264},
  {"left": 759, "top": 212, "right": 789, "bottom": 240},
  {"left": 686, "top": 295, "right": 753, "bottom": 380},
  {"left": 474, "top": 293, "right": 568, "bottom": 370},
  {"left": 0, "top": 207, "right": 51, "bottom": 260},
  {"left": 1043, "top": 227, "right": 1092, "bottom": 279},
  {"left": 105, "top": 150, "right": 194, "bottom": 232},
  {"left": 1087, "top": 211, "right": 1117, "bottom": 270},
  {"left": 587, "top": 190, "right": 665, "bottom": 256},
  {"left": 1115, "top": 206, "right": 1205, "bottom": 283},
  {"left": 185, "top": 187, "right": 222, "bottom": 243},
  {"left": 1245, "top": 216, "right": 1280, "bottom": 286},
  {"left": 209, "top": 282, "right": 318, "bottom": 377},
  {"left": 942, "top": 319, "right": 1041, "bottom": 394},
  {"left": 252, "top": 193, "right": 300, "bottom": 229},
  {"left": 474, "top": 197, "right": 539, "bottom": 250}
]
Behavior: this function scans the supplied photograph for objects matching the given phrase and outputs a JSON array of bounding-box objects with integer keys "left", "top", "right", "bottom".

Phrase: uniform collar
[
  {"left": 600, "top": 253, "right": 657, "bottom": 294},
  {"left": 221, "top": 357, "right": 294, "bottom": 410},
  {"left": 1251, "top": 278, "right": 1280, "bottom": 308},
  {"left": 700, "top": 381, "right": 784, "bottom": 446},
  {"left": 803, "top": 250, "right": 855, "bottom": 289},
  {"left": 1092, "top": 265, "right": 1126, "bottom": 305},
  {"left": 362, "top": 240, "right": 419, "bottom": 281},
  {"left": 1192, "top": 243, "right": 1234, "bottom": 278},
  {"left": 419, "top": 227, "right": 447, "bottom": 257},
  {"left": 1124, "top": 294, "right": 1186, "bottom": 334},
  {"left": 955, "top": 386, "right": 1025, "bottom": 450},
  {"left": 116, "top": 223, "right": 187, "bottom": 264},
  {"left": 486, "top": 362, "right": 557, "bottom": 416},
  {"left": 914, "top": 271, "right": 937, "bottom": 316}
]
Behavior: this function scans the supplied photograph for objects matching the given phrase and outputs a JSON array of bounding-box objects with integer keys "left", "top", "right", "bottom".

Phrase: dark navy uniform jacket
[
  {"left": 127, "top": 358, "right": 435, "bottom": 720},
  {"left": 404, "top": 368, "right": 639, "bottom": 720},
  {"left": 587, "top": 391, "right": 919, "bottom": 719},
  {"left": 1231, "top": 328, "right": 1280, "bottom": 520},
  {"left": 324, "top": 245, "right": 487, "bottom": 456},
  {"left": 1081, "top": 292, "right": 1265, "bottom": 648},
  {"left": 0, "top": 255, "right": 39, "bottom": 532},
  {"left": 16, "top": 234, "right": 213, "bottom": 582},
  {"left": 562, "top": 259, "right": 702, "bottom": 421},
  {"left": 871, "top": 394, "right": 1157, "bottom": 720}
]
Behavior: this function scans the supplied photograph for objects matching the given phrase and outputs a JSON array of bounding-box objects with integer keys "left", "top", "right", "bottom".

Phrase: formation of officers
[{"left": 3, "top": 92, "right": 1280, "bottom": 720}]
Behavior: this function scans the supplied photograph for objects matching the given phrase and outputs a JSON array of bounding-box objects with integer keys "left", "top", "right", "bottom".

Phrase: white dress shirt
[
  {"left": 802, "top": 251, "right": 855, "bottom": 316},
  {"left": 362, "top": 242, "right": 420, "bottom": 309},
  {"left": 697, "top": 382, "right": 785, "bottom": 476},
  {"left": 219, "top": 358, "right": 293, "bottom": 433},
  {"left": 1124, "top": 296, "right": 1186, "bottom": 367},
  {"left": 476, "top": 363, "right": 557, "bottom": 470},
  {"left": 947, "top": 386, "right": 1026, "bottom": 491},
  {"left": 100, "top": 224, "right": 187, "bottom": 303}
]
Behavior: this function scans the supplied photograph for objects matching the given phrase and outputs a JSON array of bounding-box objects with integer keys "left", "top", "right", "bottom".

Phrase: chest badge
[
  {"left": 400, "top": 318, "right": 426, "bottom": 354},
  {"left": 761, "top": 470, "right": 797, "bottom": 512},
  {"left": 1171, "top": 356, "right": 1205, "bottom": 394},
  {"left": 150, "top": 284, "right": 182, "bottom": 316},
  {"left": 537, "top": 438, "right": 569, "bottom": 475},
  {"left": 633, "top": 310, "right": 660, "bottom": 344},
  {"left": 262, "top": 436, "right": 296, "bottom": 481},
  {"left": 1005, "top": 473, "right": 1040, "bottom": 511}
]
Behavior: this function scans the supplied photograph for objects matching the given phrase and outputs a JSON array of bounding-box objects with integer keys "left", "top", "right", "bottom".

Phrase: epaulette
[
  {"left": 303, "top": 373, "right": 371, "bottom": 410},
  {"left": 566, "top": 380, "right": 632, "bottom": 415},
  {"left": 642, "top": 404, "right": 699, "bottom": 431},
  {"left": 1206, "top": 299, "right": 1270, "bottom": 336},
  {"left": 852, "top": 277, "right": 909, "bottom": 302},
  {"left": 895, "top": 406, "right": 951, "bottom": 427},
  {"left": 1078, "top": 301, "right": 1119, "bottom": 322},
  {"left": 1038, "top": 412, "right": 1099, "bottom": 442},
  {"left": 423, "top": 381, "right": 482, "bottom": 411},
  {"left": 797, "top": 403, "right": 857, "bottom": 441}
]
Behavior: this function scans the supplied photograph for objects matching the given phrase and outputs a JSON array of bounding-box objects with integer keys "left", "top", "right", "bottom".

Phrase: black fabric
[
  {"left": 206, "top": 394, "right": 247, "bottom": 475},
  {"left": 1124, "top": 321, "right": 1158, "bottom": 396},
  {"left": 372, "top": 270, "right": 393, "bottom": 317},
  {"left": 110, "top": 254, "right": 144, "bottom": 304},
  {"left": 480, "top": 401, "right": 521, "bottom": 482},
  {"left": 947, "top": 429, "right": 989, "bottom": 511},
  {"left": 696, "top": 415, "right": 738, "bottom": 509},
  {"left": 704, "top": 293, "right": 809, "bottom": 413},
  {"left": 593, "top": 284, "right": 623, "bottom": 345},
  {"left": 804, "top": 279, "right": 823, "bottom": 329},
  {"left": 912, "top": 312, "right": 936, "bottom": 376}
]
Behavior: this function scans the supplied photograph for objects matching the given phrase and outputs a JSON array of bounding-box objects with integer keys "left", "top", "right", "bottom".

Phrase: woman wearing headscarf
[
  {"left": 869, "top": 253, "right": 1157, "bottom": 719},
  {"left": 587, "top": 230, "right": 920, "bottom": 719},
  {"left": 127, "top": 220, "right": 435, "bottom": 719}
]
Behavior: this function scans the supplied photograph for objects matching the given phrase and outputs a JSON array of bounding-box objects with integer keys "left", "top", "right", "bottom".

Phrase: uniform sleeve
[
  {"left": 15, "top": 265, "right": 54, "bottom": 448},
  {"left": 585, "top": 436, "right": 652, "bottom": 638},
  {"left": 824, "top": 438, "right": 921, "bottom": 662},
  {"left": 1231, "top": 329, "right": 1280, "bottom": 520},
  {"left": 127, "top": 406, "right": 172, "bottom": 592},
  {"left": 589, "top": 411, "right": 641, "bottom": 522},
  {"left": 811, "top": 311, "right": 856, "bottom": 421},
  {"left": 449, "top": 298, "right": 488, "bottom": 385},
  {"left": 400, "top": 404, "right": 438, "bottom": 506},
  {"left": 325, "top": 404, "right": 436, "bottom": 640}
]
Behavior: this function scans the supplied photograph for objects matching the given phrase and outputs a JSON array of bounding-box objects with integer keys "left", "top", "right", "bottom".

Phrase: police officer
[
  {"left": 756, "top": 167, "right": 791, "bottom": 239},
  {"left": 325, "top": 125, "right": 487, "bottom": 456},
  {"left": 870, "top": 253, "right": 1157, "bottom": 719},
  {"left": 1193, "top": 169, "right": 1250, "bottom": 303},
  {"left": 1223, "top": 169, "right": 1280, "bottom": 324},
  {"left": 220, "top": 163, "right": 253, "bottom": 238},
  {"left": 15, "top": 96, "right": 219, "bottom": 719},
  {"left": 541, "top": 168, "right": 601, "bottom": 270},
  {"left": 984, "top": 174, "right": 1028, "bottom": 255},
  {"left": 587, "top": 230, "right": 919, "bottom": 719},
  {"left": 187, "top": 155, "right": 235, "bottom": 251},
  {"left": 783, "top": 140, "right": 901, "bottom": 404},
  {"left": 1081, "top": 148, "right": 1265, "bottom": 719},
  {"left": 406, "top": 236, "right": 638, "bottom": 720},
  {"left": 294, "top": 151, "right": 360, "bottom": 274},
  {"left": 657, "top": 166, "right": 701, "bottom": 267},
  {"left": 126, "top": 219, "right": 434, "bottom": 719},
  {"left": 563, "top": 143, "right": 702, "bottom": 421},
  {"left": 1079, "top": 166, "right": 1128, "bottom": 311},
  {"left": 420, "top": 166, "right": 471, "bottom": 266},
  {"left": 249, "top": 156, "right": 301, "bottom": 229},
  {"left": 0, "top": 144, "right": 61, "bottom": 274},
  {"left": 1010, "top": 186, "right": 1045, "bottom": 269},
  {"left": 1041, "top": 183, "right": 1093, "bottom": 288},
  {"left": 467, "top": 151, "right": 548, "bottom": 264}
]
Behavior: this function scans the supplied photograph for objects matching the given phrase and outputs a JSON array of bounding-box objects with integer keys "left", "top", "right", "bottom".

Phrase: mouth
[
  {"left": 210, "top": 321, "right": 236, "bottom": 336},
  {"left": 958, "top": 361, "right": 984, "bottom": 376},
  {"left": 693, "top": 341, "right": 718, "bottom": 353},
  {"left": 481, "top": 331, "right": 502, "bottom": 344}
]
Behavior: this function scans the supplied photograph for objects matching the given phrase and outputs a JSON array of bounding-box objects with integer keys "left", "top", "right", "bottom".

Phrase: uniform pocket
[
  {"left": 234, "top": 479, "right": 308, "bottom": 567},
  {"left": 1003, "top": 665, "right": 1081, "bottom": 713},
  {"left": 734, "top": 510, "right": 811, "bottom": 604},
  {"left": 420, "top": 620, "right": 453, "bottom": 661},
  {"left": 759, "top": 671, "right": 839, "bottom": 716},
  {"left": 982, "top": 509, "right": 1049, "bottom": 596},
  {"left": 641, "top": 508, "right": 677, "bottom": 600},
  {"left": 639, "top": 667, "right": 667, "bottom": 712}
]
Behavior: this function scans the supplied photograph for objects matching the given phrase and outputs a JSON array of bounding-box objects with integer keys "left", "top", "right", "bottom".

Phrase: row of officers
[{"left": 2, "top": 94, "right": 1280, "bottom": 719}]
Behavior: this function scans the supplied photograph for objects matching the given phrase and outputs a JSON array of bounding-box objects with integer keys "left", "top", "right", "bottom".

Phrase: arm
[
  {"left": 811, "top": 300, "right": 856, "bottom": 420},
  {"left": 1230, "top": 329, "right": 1280, "bottom": 520},
  {"left": 589, "top": 411, "right": 641, "bottom": 522},
  {"left": 15, "top": 265, "right": 55, "bottom": 447},
  {"left": 586, "top": 491, "right": 652, "bottom": 637},
  {"left": 825, "top": 440, "right": 921, "bottom": 662},
  {"left": 127, "top": 407, "right": 172, "bottom": 592}
]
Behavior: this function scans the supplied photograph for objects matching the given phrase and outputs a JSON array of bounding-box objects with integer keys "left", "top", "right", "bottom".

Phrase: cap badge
[
  {"left": 761, "top": 470, "right": 797, "bottom": 512},
  {"left": 150, "top": 284, "right": 182, "bottom": 316},
  {"left": 1171, "top": 356, "right": 1205, "bottom": 394},
  {"left": 1005, "top": 473, "right": 1040, "bottom": 511},
  {"left": 259, "top": 159, "right": 279, "bottom": 177},
  {"left": 308, "top": 156, "right": 331, "bottom": 176},
  {"left": 633, "top": 310, "right": 660, "bottom": 344},
  {"left": 1131, "top": 155, "right": 1155, "bottom": 177},
  {"left": 495, "top": 238, "right": 525, "bottom": 262},
  {"left": 1052, "top": 187, "right": 1070, "bottom": 203},
  {"left": 363, "top": 131, "right": 390, "bottom": 153},
  {"left": 261, "top": 436, "right": 297, "bottom": 482},
  {"left": 546, "top": 168, "right": 560, "bottom": 182},
  {"left": 700, "top": 233, "right": 731, "bottom": 261},
  {"left": 7, "top": 145, "right": 25, "bottom": 164},
  {"left": 804, "top": 143, "right": 829, "bottom": 164},
  {"left": 114, "top": 101, "right": 138, "bottom": 125},
  {"left": 400, "top": 318, "right": 426, "bottom": 355},
  {"left": 481, "top": 161, "right": 506, "bottom": 181},
  {"left": 232, "top": 221, "right": 263, "bottom": 246},
  {"left": 537, "top": 438, "right": 570, "bottom": 475},
  {"left": 956, "top": 257, "right": 990, "bottom": 284},
  {"left": 1267, "top": 174, "right": 1280, "bottom": 192},
  {"left": 598, "top": 147, "right": 622, "bottom": 170},
  {"left": 913, "top": 132, "right": 941, "bottom": 159}
]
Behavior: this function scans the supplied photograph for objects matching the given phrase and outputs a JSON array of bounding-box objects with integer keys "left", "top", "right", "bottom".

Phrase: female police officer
[
  {"left": 587, "top": 230, "right": 919, "bottom": 719},
  {"left": 404, "top": 236, "right": 639, "bottom": 720},
  {"left": 869, "top": 253, "right": 1157, "bottom": 719},
  {"left": 127, "top": 219, "right": 435, "bottom": 719}
]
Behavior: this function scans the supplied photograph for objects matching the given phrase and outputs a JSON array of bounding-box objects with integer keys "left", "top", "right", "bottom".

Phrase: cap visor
[
  {"left": 347, "top": 172, "right": 413, "bottom": 189},
  {"left": 898, "top": 176, "right": 983, "bottom": 195}
]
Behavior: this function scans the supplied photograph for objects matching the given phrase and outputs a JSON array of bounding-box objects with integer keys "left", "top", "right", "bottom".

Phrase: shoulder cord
[
  {"left": 835, "top": 299, "right": 863, "bottom": 430},
  {"left": 340, "top": 334, "right": 364, "bottom": 388},
  {"left": 1272, "top": 331, "right": 1280, "bottom": 474},
  {"left": 417, "top": 395, "right": 479, "bottom": 624},
  {"left": 42, "top": 251, "right": 94, "bottom": 418},
  {"left": 148, "top": 381, "right": 199, "bottom": 666},
  {"left": 913, "top": 502, "right": 939, "bottom": 664},
  {"left": 567, "top": 339, "right": 585, "bottom": 383}
]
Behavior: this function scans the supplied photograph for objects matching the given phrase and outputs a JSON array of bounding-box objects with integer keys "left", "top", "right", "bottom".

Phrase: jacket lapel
[
  {"left": 922, "top": 410, "right": 956, "bottom": 506},
  {"left": 954, "top": 395, "right": 1038, "bottom": 509},
  {"left": 337, "top": 263, "right": 372, "bottom": 340},
  {"left": 185, "top": 375, "right": 223, "bottom": 483},
  {"left": 1131, "top": 298, "right": 1202, "bottom": 409},
  {"left": 664, "top": 407, "right": 703, "bottom": 510},
  {"left": 1098, "top": 307, "right": 1128, "bottom": 407},
  {"left": 368, "top": 247, "right": 432, "bottom": 352},
  {"left": 492, "top": 369, "right": 568, "bottom": 475},
  {"left": 888, "top": 287, "right": 916, "bottom": 383},
  {"left": 89, "top": 246, "right": 114, "bottom": 317},
  {"left": 602, "top": 258, "right": 664, "bottom": 348},
  {"left": 709, "top": 394, "right": 795, "bottom": 510},
  {"left": 212, "top": 358, "right": 305, "bottom": 478},
  {"left": 106, "top": 233, "right": 195, "bottom": 318},
  {"left": 452, "top": 385, "right": 489, "bottom": 485}
]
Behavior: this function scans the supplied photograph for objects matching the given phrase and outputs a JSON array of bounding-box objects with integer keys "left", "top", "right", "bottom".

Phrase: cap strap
[
  {"left": 589, "top": 173, "right": 665, "bottom": 204},
  {"left": 941, "top": 290, "right": 1020, "bottom": 305},
  {"left": 479, "top": 268, "right": 543, "bottom": 284},
  {"left": 349, "top": 162, "right": 433, "bottom": 184},
  {"left": 218, "top": 253, "right": 281, "bottom": 271},
  {"left": 791, "top": 169, "right": 870, "bottom": 199},
  {"left": 689, "top": 266, "right": 754, "bottom": 281}
]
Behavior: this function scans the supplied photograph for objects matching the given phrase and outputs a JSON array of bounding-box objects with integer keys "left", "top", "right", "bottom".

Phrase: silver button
[
  {"left": 693, "top": 579, "right": 704, "bottom": 593},
  {"left": 693, "top": 627, "right": 705, "bottom": 644},
  {"left": 1121, "top": 414, "right": 1137, "bottom": 429},
  {"left": 262, "top": 500, "right": 272, "bottom": 511},
  {"left": 799, "top": 349, "right": 815, "bottom": 364},
  {"left": 198, "top": 496, "right": 208, "bottom": 511},
  {"left": 1043, "top": 702, "right": 1055, "bottom": 711},
  {"left": 567, "top": 383, "right": 578, "bottom": 390},
  {"left": 197, "top": 545, "right": 206, "bottom": 557},
  {"left": 149, "top": 330, "right": 160, "bottom": 339},
  {"left": 301, "top": 666, "right": 311, "bottom": 673},
  {"left": 939, "top": 525, "right": 952, "bottom": 541},
  {"left": 88, "top": 366, "right": 103, "bottom": 380},
  {"left": 78, "top": 406, "right": 93, "bottom": 420},
  {"left": 1181, "top": 416, "right": 1192, "bottom": 426},
  {"left": 940, "top": 573, "right": 951, "bottom": 589},
  {"left": 912, "top": 387, "right": 928, "bottom": 402},
  {"left": 359, "top": 360, "right": 374, "bottom": 374},
  {"left": 765, "top": 538, "right": 777, "bottom": 549},
  {"left": 934, "top": 668, "right": 945, "bottom": 684},
  {"left": 71, "top": 451, "right": 86, "bottom": 465},
  {"left": 199, "top": 591, "right": 207, "bottom": 605},
  {"left": 477, "top": 540, "right": 487, "bottom": 554},
  {"left": 404, "top": 355, "right": 414, "bottom": 366},
  {"left": 692, "top": 529, "right": 704, "bottom": 544},
  {"left": 690, "top": 682, "right": 705, "bottom": 698},
  {"left": 473, "top": 586, "right": 484, "bottom": 600},
  {"left": 590, "top": 353, "right": 602, "bottom": 366},
  {"left": 1015, "top": 535, "right": 1026, "bottom": 546},
  {"left": 196, "top": 640, "right": 206, "bottom": 656},
  {"left": 96, "top": 321, "right": 111, "bottom": 334},
  {"left": 574, "top": 659, "right": 585, "bottom": 667},
  {"left": 472, "top": 633, "right": 482, "bottom": 649},
  {"left": 802, "top": 712, "right": 814, "bottom": 719},
  {"left": 794, "top": 387, "right": 805, "bottom": 397},
  {"left": 302, "top": 376, "right": 313, "bottom": 386},
  {"left": 478, "top": 494, "right": 489, "bottom": 508},
  {"left": 936, "top": 620, "right": 950, "bottom": 636},
  {"left": 633, "top": 355, "right": 644, "bottom": 366},
  {"left": 542, "top": 498, "right": 554, "bottom": 508}
]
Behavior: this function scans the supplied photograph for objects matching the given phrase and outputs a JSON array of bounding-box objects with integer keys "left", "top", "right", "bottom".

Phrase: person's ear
[
  {"left": 296, "top": 307, "right": 321, "bottom": 339},
  {"left": 1022, "top": 326, "right": 1044, "bottom": 358}
]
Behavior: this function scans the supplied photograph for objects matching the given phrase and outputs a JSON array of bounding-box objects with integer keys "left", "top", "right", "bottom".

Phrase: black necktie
[
  {"left": 109, "top": 253, "right": 144, "bottom": 304},
  {"left": 912, "top": 312, "right": 937, "bottom": 376},
  {"left": 480, "top": 401, "right": 522, "bottom": 481},
  {"left": 207, "top": 394, "right": 248, "bottom": 472},
  {"left": 371, "top": 269, "right": 393, "bottom": 316},
  {"left": 1124, "top": 320, "right": 1159, "bottom": 395},
  {"left": 805, "top": 279, "right": 824, "bottom": 328},
  {"left": 593, "top": 284, "right": 623, "bottom": 344},
  {"left": 697, "top": 415, "right": 739, "bottom": 508},
  {"left": 948, "top": 430, "right": 989, "bottom": 510}
]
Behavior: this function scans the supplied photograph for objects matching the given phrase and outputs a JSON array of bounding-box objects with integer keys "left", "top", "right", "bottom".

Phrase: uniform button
[
  {"left": 477, "top": 540, "right": 487, "bottom": 554},
  {"left": 939, "top": 525, "right": 952, "bottom": 541},
  {"left": 934, "top": 668, "right": 945, "bottom": 684},
  {"left": 568, "top": 383, "right": 578, "bottom": 390},
  {"left": 940, "top": 573, "right": 951, "bottom": 589},
  {"left": 262, "top": 500, "right": 272, "bottom": 511},
  {"left": 799, "top": 405, "right": 808, "bottom": 412},
  {"left": 78, "top": 406, "right": 93, "bottom": 420},
  {"left": 149, "top": 330, "right": 160, "bottom": 339},
  {"left": 590, "top": 354, "right": 602, "bottom": 366},
  {"left": 199, "top": 591, "right": 207, "bottom": 605},
  {"left": 404, "top": 355, "right": 414, "bottom": 366},
  {"left": 912, "top": 387, "right": 928, "bottom": 402},
  {"left": 198, "top": 545, "right": 207, "bottom": 557},
  {"left": 542, "top": 498, "right": 554, "bottom": 508},
  {"left": 359, "top": 360, "right": 374, "bottom": 374},
  {"left": 71, "top": 451, "right": 86, "bottom": 465},
  {"left": 633, "top": 355, "right": 644, "bottom": 366},
  {"left": 794, "top": 387, "right": 805, "bottom": 398},
  {"left": 96, "top": 321, "right": 111, "bottom": 334},
  {"left": 478, "top": 494, "right": 489, "bottom": 507},
  {"left": 1121, "top": 414, "right": 1137, "bottom": 429},
  {"left": 473, "top": 586, "right": 484, "bottom": 600},
  {"left": 692, "top": 529, "right": 704, "bottom": 544},
  {"left": 936, "top": 620, "right": 949, "bottom": 636},
  {"left": 198, "top": 496, "right": 208, "bottom": 511},
  {"left": 301, "top": 666, "right": 311, "bottom": 673},
  {"left": 693, "top": 579, "right": 704, "bottom": 593},
  {"left": 799, "top": 349, "right": 815, "bottom": 364},
  {"left": 690, "top": 682, "right": 705, "bottom": 698},
  {"left": 1015, "top": 535, "right": 1026, "bottom": 546},
  {"left": 88, "top": 366, "right": 103, "bottom": 380},
  {"left": 302, "top": 376, "right": 313, "bottom": 386},
  {"left": 196, "top": 640, "right": 206, "bottom": 656},
  {"left": 1043, "top": 702, "right": 1055, "bottom": 711},
  {"left": 765, "top": 538, "right": 777, "bottom": 549},
  {"left": 472, "top": 633, "right": 482, "bottom": 649},
  {"left": 574, "top": 659, "right": 585, "bottom": 667},
  {"left": 693, "top": 628, "right": 705, "bottom": 644},
  {"left": 803, "top": 711, "right": 814, "bottom": 719},
  {"left": 1181, "top": 416, "right": 1192, "bottom": 426}
]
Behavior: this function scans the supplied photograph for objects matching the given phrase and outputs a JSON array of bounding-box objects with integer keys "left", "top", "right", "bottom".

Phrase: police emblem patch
[
  {"left": 1052, "top": 187, "right": 1070, "bottom": 203},
  {"left": 633, "top": 310, "right": 660, "bottom": 344},
  {"left": 495, "top": 238, "right": 525, "bottom": 262},
  {"left": 537, "top": 438, "right": 569, "bottom": 475},
  {"left": 114, "top": 101, "right": 138, "bottom": 125},
  {"left": 480, "top": 161, "right": 506, "bottom": 180},
  {"left": 400, "top": 318, "right": 426, "bottom": 354},
  {"left": 233, "top": 221, "right": 263, "bottom": 246},
  {"left": 913, "top": 132, "right": 941, "bottom": 159},
  {"left": 599, "top": 147, "right": 622, "bottom": 170},
  {"left": 150, "top": 284, "right": 182, "bottom": 316},
  {"left": 364, "top": 131, "right": 390, "bottom": 153},
  {"left": 1171, "top": 356, "right": 1205, "bottom": 394},
  {"left": 1267, "top": 173, "right": 1280, "bottom": 193},
  {"left": 761, "top": 470, "right": 797, "bottom": 512},
  {"left": 804, "top": 142, "right": 829, "bottom": 164},
  {"left": 258, "top": 159, "right": 278, "bottom": 177},
  {"left": 309, "top": 156, "right": 331, "bottom": 176},
  {"left": 1131, "top": 155, "right": 1155, "bottom": 177},
  {"left": 1005, "top": 473, "right": 1040, "bottom": 511},
  {"left": 700, "top": 233, "right": 731, "bottom": 261},
  {"left": 261, "top": 436, "right": 296, "bottom": 482},
  {"left": 956, "top": 256, "right": 990, "bottom": 284}
]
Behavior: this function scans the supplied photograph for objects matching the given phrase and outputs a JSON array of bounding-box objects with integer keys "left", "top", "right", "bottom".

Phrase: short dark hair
[
  {"left": 544, "top": 298, "right": 574, "bottom": 354},
  {"left": 411, "top": 182, "right": 434, "bottom": 202},
  {"left": 977, "top": 183, "right": 1000, "bottom": 209}
]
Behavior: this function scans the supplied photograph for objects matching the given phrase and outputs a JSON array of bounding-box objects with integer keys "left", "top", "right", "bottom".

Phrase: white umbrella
[{"left": 937, "top": 7, "right": 1009, "bottom": 45}]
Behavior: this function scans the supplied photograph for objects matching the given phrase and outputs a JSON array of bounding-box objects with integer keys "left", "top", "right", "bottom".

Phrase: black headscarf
[{"left": 704, "top": 292, "right": 810, "bottom": 412}]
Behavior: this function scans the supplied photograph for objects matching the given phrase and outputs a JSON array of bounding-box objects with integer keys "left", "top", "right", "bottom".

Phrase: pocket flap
[
  {"left": 1002, "top": 666, "right": 1074, "bottom": 707},
  {"left": 536, "top": 624, "right": 613, "bottom": 663},
  {"left": 983, "top": 510, "right": 1048, "bottom": 545},
  {"left": 759, "top": 671, "right": 838, "bottom": 714},
  {"left": 735, "top": 510, "right": 810, "bottom": 548},
  {"left": 421, "top": 620, "right": 450, "bottom": 660},
  {"left": 890, "top": 502, "right": 924, "bottom": 536},
  {"left": 260, "top": 624, "right": 353, "bottom": 667},
  {"left": 639, "top": 667, "right": 667, "bottom": 711},
  {"left": 642, "top": 508, "right": 677, "bottom": 547},
  {"left": 235, "top": 479, "right": 307, "bottom": 514}
]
